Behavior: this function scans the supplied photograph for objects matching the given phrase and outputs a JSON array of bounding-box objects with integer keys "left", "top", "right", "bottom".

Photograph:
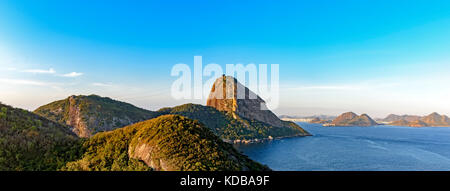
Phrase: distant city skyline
[{"left": 1, "top": 1, "right": 450, "bottom": 118}]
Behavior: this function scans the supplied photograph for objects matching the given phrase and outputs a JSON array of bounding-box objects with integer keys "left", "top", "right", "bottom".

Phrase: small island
[{"left": 326, "top": 112, "right": 378, "bottom": 127}]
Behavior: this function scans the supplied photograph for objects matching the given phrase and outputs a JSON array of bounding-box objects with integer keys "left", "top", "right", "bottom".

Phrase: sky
[{"left": 1, "top": 0, "right": 450, "bottom": 118}]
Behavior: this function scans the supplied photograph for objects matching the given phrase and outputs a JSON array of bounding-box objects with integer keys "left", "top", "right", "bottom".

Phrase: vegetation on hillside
[
  {"left": 34, "top": 95, "right": 308, "bottom": 140},
  {"left": 0, "top": 103, "right": 83, "bottom": 171},
  {"left": 65, "top": 115, "right": 270, "bottom": 171},
  {"left": 63, "top": 121, "right": 150, "bottom": 171},
  {"left": 156, "top": 104, "right": 308, "bottom": 141},
  {"left": 34, "top": 95, "right": 157, "bottom": 137}
]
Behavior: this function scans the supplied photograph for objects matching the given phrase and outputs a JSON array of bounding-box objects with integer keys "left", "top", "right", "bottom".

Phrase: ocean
[{"left": 235, "top": 122, "right": 450, "bottom": 171}]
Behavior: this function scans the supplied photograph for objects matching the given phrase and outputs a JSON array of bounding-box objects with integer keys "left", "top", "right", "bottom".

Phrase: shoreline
[{"left": 224, "top": 133, "right": 312, "bottom": 144}]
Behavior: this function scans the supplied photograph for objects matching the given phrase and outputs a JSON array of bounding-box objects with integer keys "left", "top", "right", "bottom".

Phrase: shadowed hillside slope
[
  {"left": 0, "top": 102, "right": 82, "bottom": 171},
  {"left": 64, "top": 115, "right": 270, "bottom": 171}
]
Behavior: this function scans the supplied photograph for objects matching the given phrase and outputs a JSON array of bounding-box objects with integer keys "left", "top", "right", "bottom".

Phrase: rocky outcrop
[
  {"left": 66, "top": 96, "right": 91, "bottom": 137},
  {"left": 207, "top": 75, "right": 283, "bottom": 128},
  {"left": 331, "top": 112, "right": 378, "bottom": 126},
  {"left": 204, "top": 76, "right": 310, "bottom": 140}
]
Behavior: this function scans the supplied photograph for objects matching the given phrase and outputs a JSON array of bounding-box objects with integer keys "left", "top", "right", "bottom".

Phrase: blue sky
[{"left": 1, "top": 0, "right": 450, "bottom": 117}]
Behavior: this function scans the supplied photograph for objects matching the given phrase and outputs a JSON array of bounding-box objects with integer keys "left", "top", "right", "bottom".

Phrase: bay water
[{"left": 235, "top": 123, "right": 450, "bottom": 171}]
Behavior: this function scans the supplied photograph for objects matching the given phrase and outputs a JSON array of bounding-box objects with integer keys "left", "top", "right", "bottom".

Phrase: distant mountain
[
  {"left": 389, "top": 112, "right": 450, "bottom": 127},
  {"left": 382, "top": 114, "right": 421, "bottom": 123},
  {"left": 34, "top": 95, "right": 157, "bottom": 137},
  {"left": 331, "top": 112, "right": 378, "bottom": 126},
  {"left": 64, "top": 115, "right": 270, "bottom": 171},
  {"left": 0, "top": 102, "right": 82, "bottom": 171},
  {"left": 204, "top": 76, "right": 310, "bottom": 141},
  {"left": 421, "top": 112, "right": 450, "bottom": 126},
  {"left": 312, "top": 115, "right": 337, "bottom": 121},
  {"left": 310, "top": 117, "right": 332, "bottom": 124}
]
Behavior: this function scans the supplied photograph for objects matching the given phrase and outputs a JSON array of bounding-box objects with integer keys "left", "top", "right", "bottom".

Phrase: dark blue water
[{"left": 235, "top": 123, "right": 450, "bottom": 171}]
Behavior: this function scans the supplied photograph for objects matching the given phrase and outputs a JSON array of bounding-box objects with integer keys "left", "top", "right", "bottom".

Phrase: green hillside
[
  {"left": 35, "top": 95, "right": 309, "bottom": 141},
  {"left": 34, "top": 95, "right": 157, "bottom": 137},
  {"left": 63, "top": 118, "right": 151, "bottom": 171},
  {"left": 0, "top": 102, "right": 83, "bottom": 171},
  {"left": 155, "top": 104, "right": 309, "bottom": 141},
  {"left": 64, "top": 115, "right": 270, "bottom": 171}
]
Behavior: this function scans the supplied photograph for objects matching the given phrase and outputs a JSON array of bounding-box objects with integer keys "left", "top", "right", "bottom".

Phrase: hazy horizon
[{"left": 1, "top": 1, "right": 450, "bottom": 118}]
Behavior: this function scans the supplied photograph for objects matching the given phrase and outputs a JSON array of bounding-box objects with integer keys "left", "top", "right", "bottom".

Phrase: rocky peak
[
  {"left": 360, "top": 113, "right": 370, "bottom": 118},
  {"left": 422, "top": 112, "right": 449, "bottom": 126},
  {"left": 331, "top": 112, "right": 378, "bottom": 126},
  {"left": 206, "top": 75, "right": 283, "bottom": 127},
  {"left": 334, "top": 112, "right": 358, "bottom": 121},
  {"left": 429, "top": 112, "right": 441, "bottom": 117}
]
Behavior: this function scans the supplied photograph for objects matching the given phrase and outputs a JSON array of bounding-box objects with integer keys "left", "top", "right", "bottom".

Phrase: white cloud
[
  {"left": 23, "top": 68, "right": 56, "bottom": 74},
  {"left": 92, "top": 82, "right": 113, "bottom": 87},
  {"left": 60, "top": 72, "right": 83, "bottom": 77},
  {"left": 14, "top": 67, "right": 84, "bottom": 77},
  {"left": 0, "top": 78, "right": 48, "bottom": 86}
]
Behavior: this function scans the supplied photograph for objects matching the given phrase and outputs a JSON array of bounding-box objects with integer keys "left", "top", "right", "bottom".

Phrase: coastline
[{"left": 224, "top": 133, "right": 312, "bottom": 144}]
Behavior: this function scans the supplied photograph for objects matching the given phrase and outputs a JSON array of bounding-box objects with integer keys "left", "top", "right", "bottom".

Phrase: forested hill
[
  {"left": 34, "top": 94, "right": 310, "bottom": 142},
  {"left": 0, "top": 102, "right": 82, "bottom": 171},
  {"left": 64, "top": 115, "right": 270, "bottom": 171},
  {"left": 34, "top": 95, "right": 157, "bottom": 137}
]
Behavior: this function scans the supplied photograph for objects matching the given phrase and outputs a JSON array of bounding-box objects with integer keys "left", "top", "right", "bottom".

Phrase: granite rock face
[
  {"left": 206, "top": 76, "right": 284, "bottom": 127},
  {"left": 205, "top": 75, "right": 310, "bottom": 140}
]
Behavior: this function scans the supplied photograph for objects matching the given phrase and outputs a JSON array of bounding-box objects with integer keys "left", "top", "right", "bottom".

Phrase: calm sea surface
[{"left": 235, "top": 123, "right": 450, "bottom": 171}]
